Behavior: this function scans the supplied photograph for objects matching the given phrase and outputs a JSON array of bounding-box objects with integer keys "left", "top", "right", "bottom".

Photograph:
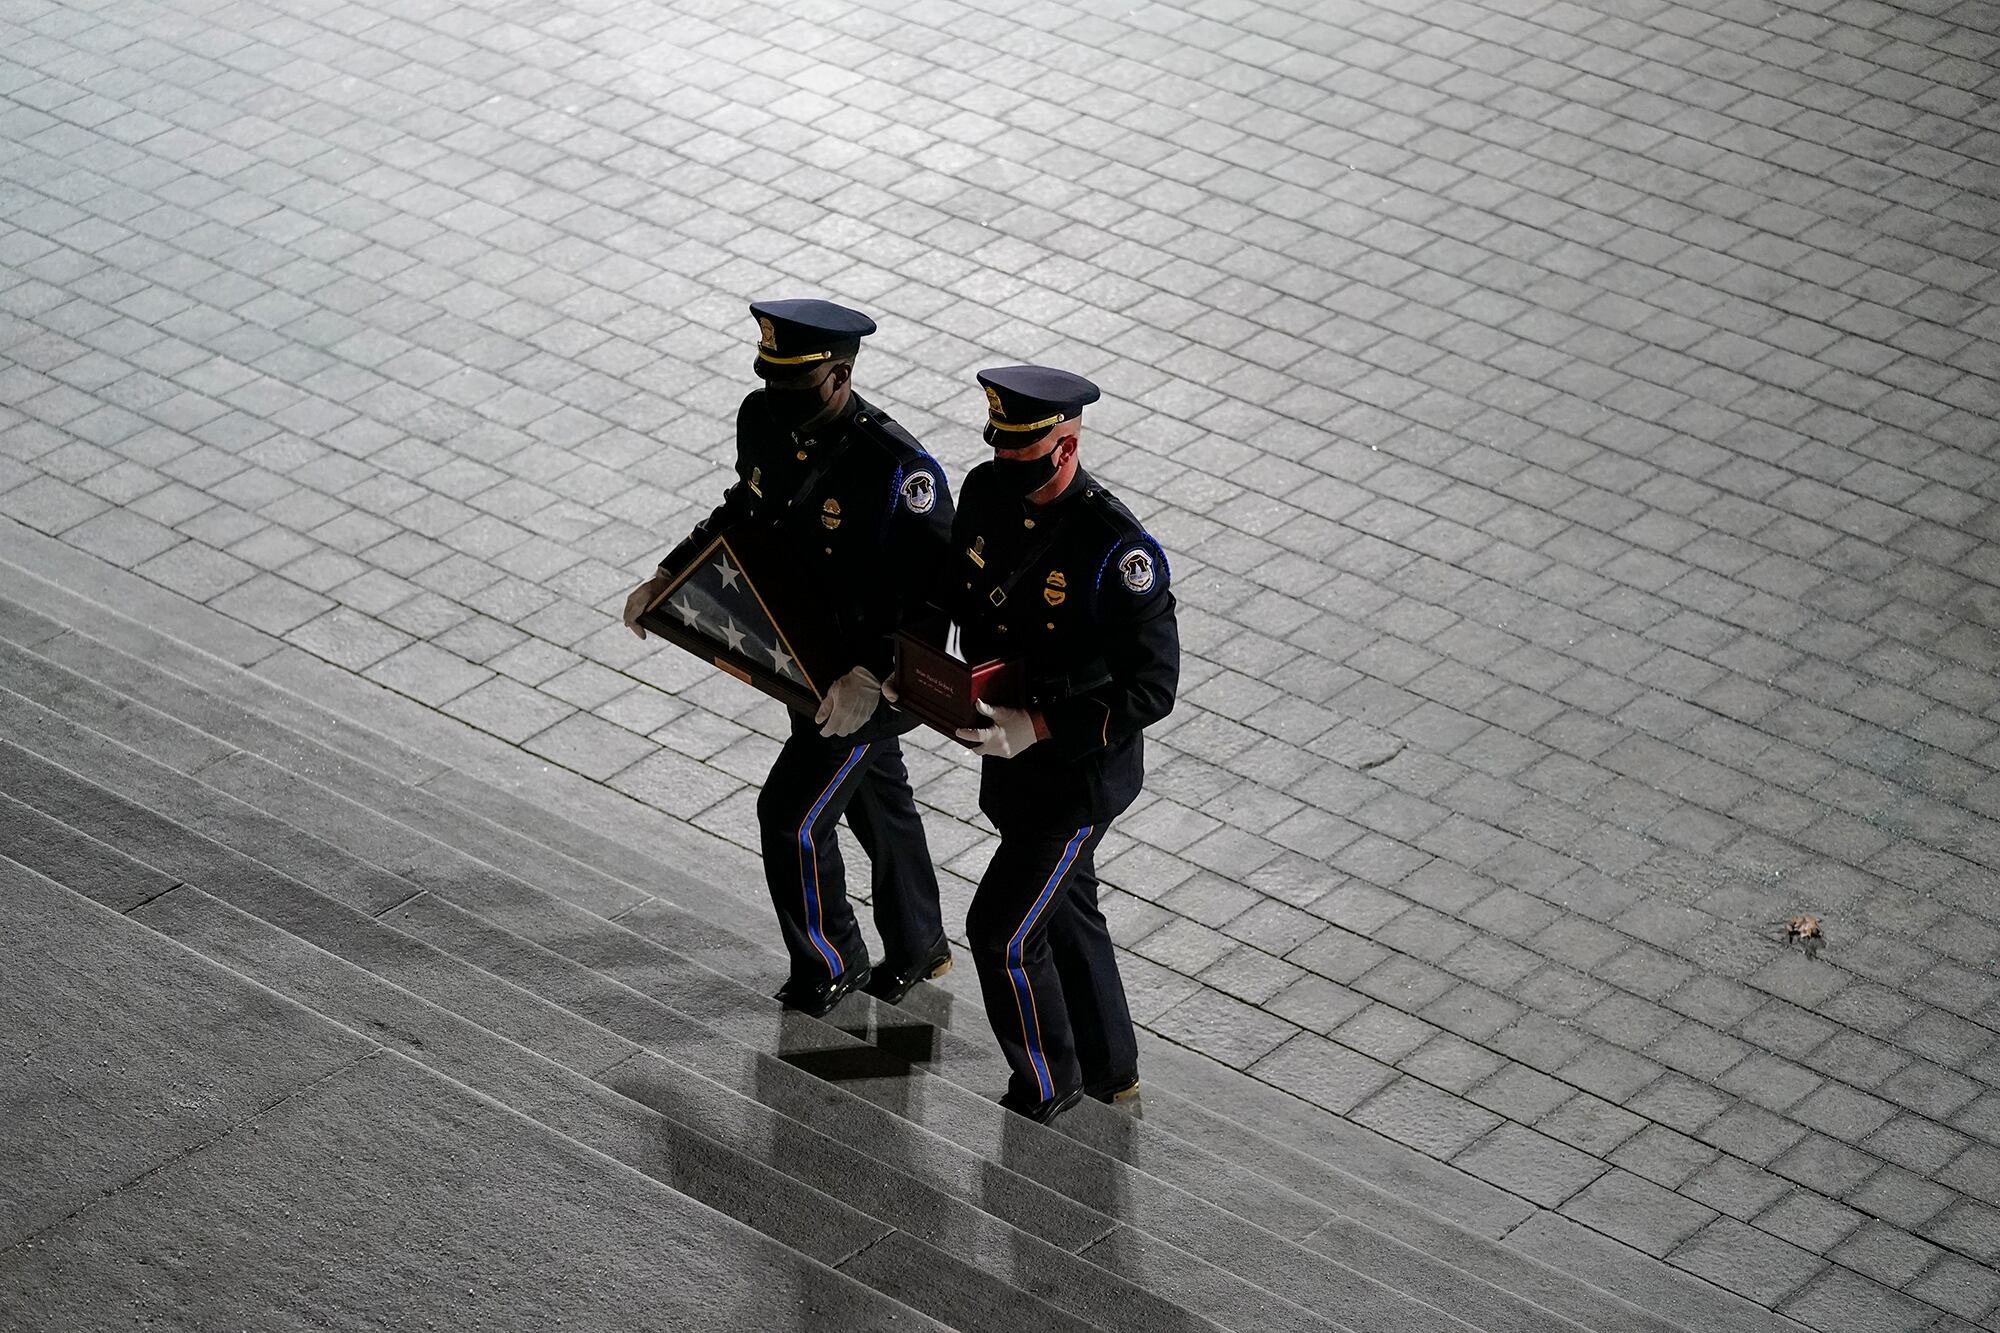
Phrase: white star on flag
[
  {"left": 713, "top": 556, "right": 741, "bottom": 590},
  {"left": 767, "top": 640, "right": 797, "bottom": 678},
  {"left": 720, "top": 618, "right": 746, "bottom": 653},
  {"left": 674, "top": 595, "right": 701, "bottom": 627}
]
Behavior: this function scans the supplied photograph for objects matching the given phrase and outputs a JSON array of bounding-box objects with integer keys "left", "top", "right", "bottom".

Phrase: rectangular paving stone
[
  {"left": 1904, "top": 1253, "right": 2000, "bottom": 1323},
  {"left": 362, "top": 639, "right": 493, "bottom": 707},
  {"left": 1829, "top": 1220, "right": 1945, "bottom": 1290},
  {"left": 1350, "top": 1075, "right": 1504, "bottom": 1160},
  {"left": 1668, "top": 1218, "right": 1825, "bottom": 1308},
  {"left": 1770, "top": 1133, "right": 1890, "bottom": 1205},
  {"left": 1922, "top": 1199, "right": 2000, "bottom": 1264},
  {"left": 1755, "top": 1189, "right": 1867, "bottom": 1255},
  {"left": 1780, "top": 1265, "right": 1941, "bottom": 1333},
  {"left": 1558, "top": 1168, "right": 1719, "bottom": 1257},
  {"left": 1148, "top": 986, "right": 1297, "bottom": 1070},
  {"left": 1451, "top": 1123, "right": 1605, "bottom": 1207},
  {"left": 1248, "top": 1032, "right": 1397, "bottom": 1116},
  {"left": 1609, "top": 1124, "right": 1719, "bottom": 1190}
]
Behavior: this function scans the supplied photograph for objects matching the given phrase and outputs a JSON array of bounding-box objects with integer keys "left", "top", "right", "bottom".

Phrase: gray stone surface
[
  {"left": 1, "top": 0, "right": 1996, "bottom": 1321},
  {"left": 0, "top": 857, "right": 368, "bottom": 1246},
  {"left": 2, "top": 1048, "right": 942, "bottom": 1333}
]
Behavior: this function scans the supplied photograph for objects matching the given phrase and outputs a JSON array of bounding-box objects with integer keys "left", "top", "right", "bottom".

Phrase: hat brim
[
  {"left": 752, "top": 342, "right": 860, "bottom": 380},
  {"left": 987, "top": 424, "right": 1058, "bottom": 448}
]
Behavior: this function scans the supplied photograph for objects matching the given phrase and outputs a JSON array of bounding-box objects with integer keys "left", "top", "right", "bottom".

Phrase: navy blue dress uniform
[
  {"left": 937, "top": 366, "right": 1180, "bottom": 1121},
  {"left": 654, "top": 300, "right": 956, "bottom": 1016}
]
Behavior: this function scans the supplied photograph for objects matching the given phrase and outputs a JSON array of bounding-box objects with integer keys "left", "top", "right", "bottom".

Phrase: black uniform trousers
[
  {"left": 757, "top": 713, "right": 943, "bottom": 988},
  {"left": 966, "top": 822, "right": 1137, "bottom": 1106}
]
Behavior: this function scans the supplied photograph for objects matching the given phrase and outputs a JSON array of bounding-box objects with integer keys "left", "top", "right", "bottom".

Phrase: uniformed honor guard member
[
  {"left": 900, "top": 366, "right": 1179, "bottom": 1123},
  {"left": 623, "top": 299, "right": 956, "bottom": 1017}
]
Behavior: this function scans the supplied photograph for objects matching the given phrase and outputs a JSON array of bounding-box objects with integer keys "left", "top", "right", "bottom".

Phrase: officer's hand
[
  {"left": 623, "top": 574, "right": 668, "bottom": 638},
  {"left": 815, "top": 666, "right": 882, "bottom": 738},
  {"left": 956, "top": 700, "right": 1039, "bottom": 757},
  {"left": 880, "top": 674, "right": 901, "bottom": 704}
]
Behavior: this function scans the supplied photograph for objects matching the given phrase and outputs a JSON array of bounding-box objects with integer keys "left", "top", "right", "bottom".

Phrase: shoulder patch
[
  {"left": 1118, "top": 546, "right": 1156, "bottom": 594},
  {"left": 900, "top": 469, "right": 937, "bottom": 514}
]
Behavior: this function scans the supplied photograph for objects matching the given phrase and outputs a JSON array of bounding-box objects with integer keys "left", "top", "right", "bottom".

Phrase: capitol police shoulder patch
[
  {"left": 1118, "top": 547, "right": 1155, "bottom": 594},
  {"left": 900, "top": 470, "right": 937, "bottom": 514}
]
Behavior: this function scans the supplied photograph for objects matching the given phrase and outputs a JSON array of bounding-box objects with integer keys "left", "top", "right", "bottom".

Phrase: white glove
[
  {"left": 880, "top": 674, "right": 901, "bottom": 704},
  {"left": 622, "top": 574, "right": 667, "bottom": 639},
  {"left": 956, "top": 699, "right": 1040, "bottom": 758},
  {"left": 815, "top": 666, "right": 882, "bottom": 738}
]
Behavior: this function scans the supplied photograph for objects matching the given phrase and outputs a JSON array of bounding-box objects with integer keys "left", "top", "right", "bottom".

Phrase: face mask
[
  {"left": 990, "top": 446, "right": 1061, "bottom": 497},
  {"left": 764, "top": 384, "right": 825, "bottom": 429}
]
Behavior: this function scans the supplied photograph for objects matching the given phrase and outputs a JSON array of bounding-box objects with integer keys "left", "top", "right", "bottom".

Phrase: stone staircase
[{"left": 0, "top": 522, "right": 1814, "bottom": 1332}]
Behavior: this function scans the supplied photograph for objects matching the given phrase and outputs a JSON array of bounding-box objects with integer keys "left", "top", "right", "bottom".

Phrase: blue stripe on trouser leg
[
  {"left": 1004, "top": 825, "right": 1093, "bottom": 1102},
  {"left": 798, "top": 744, "right": 869, "bottom": 977}
]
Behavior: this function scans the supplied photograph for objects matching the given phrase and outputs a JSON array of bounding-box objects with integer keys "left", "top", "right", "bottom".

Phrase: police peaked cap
[
  {"left": 750, "top": 299, "right": 877, "bottom": 379},
  {"left": 977, "top": 366, "right": 1101, "bottom": 444}
]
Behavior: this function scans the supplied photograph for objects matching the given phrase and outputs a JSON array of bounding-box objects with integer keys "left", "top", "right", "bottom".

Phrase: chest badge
[
  {"left": 1043, "top": 570, "right": 1067, "bottom": 606},
  {"left": 748, "top": 466, "right": 763, "bottom": 497},
  {"left": 967, "top": 535, "right": 985, "bottom": 569},
  {"left": 820, "top": 497, "right": 842, "bottom": 530}
]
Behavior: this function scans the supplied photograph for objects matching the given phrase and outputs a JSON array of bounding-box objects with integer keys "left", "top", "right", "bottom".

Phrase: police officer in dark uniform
[
  {"left": 910, "top": 365, "right": 1179, "bottom": 1122},
  {"left": 623, "top": 299, "right": 956, "bottom": 1017}
]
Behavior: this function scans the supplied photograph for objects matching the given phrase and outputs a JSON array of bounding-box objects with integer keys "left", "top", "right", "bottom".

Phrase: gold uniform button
[
  {"left": 1023, "top": 518, "right": 1035, "bottom": 529},
  {"left": 796, "top": 450, "right": 808, "bottom": 460},
  {"left": 824, "top": 547, "right": 832, "bottom": 555},
  {"left": 1045, "top": 622, "right": 1054, "bottom": 630},
  {"left": 997, "top": 624, "right": 1008, "bottom": 633}
]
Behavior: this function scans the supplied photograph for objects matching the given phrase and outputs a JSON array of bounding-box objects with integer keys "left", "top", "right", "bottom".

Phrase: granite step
[
  {"left": 0, "top": 585, "right": 1739, "bottom": 1333},
  {"left": 0, "top": 750, "right": 1269, "bottom": 1333},
  {"left": 0, "top": 797, "right": 1204, "bottom": 1333},
  {"left": 0, "top": 676, "right": 1565, "bottom": 1333},
  {"left": 0, "top": 856, "right": 947, "bottom": 1333},
  {"left": 0, "top": 532, "right": 775, "bottom": 946},
  {"left": 0, "top": 722, "right": 1362, "bottom": 1333}
]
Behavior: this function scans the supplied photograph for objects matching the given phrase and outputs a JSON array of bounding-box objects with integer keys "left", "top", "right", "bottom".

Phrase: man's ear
[{"left": 830, "top": 361, "right": 853, "bottom": 389}]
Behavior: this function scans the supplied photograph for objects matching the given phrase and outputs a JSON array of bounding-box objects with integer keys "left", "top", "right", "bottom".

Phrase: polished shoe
[
  {"left": 999, "top": 1085, "right": 1083, "bottom": 1125},
  {"left": 1088, "top": 1075, "right": 1141, "bottom": 1105},
  {"left": 861, "top": 936, "right": 953, "bottom": 1003},
  {"left": 774, "top": 965, "right": 873, "bottom": 1018}
]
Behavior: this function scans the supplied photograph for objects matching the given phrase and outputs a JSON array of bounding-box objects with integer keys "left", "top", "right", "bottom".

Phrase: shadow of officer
[
  {"left": 624, "top": 300, "right": 956, "bottom": 1018},
  {"left": 922, "top": 366, "right": 1179, "bottom": 1124}
]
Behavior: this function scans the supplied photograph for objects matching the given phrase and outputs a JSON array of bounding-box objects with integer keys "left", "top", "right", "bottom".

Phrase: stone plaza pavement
[{"left": 1, "top": 0, "right": 1997, "bottom": 1325}]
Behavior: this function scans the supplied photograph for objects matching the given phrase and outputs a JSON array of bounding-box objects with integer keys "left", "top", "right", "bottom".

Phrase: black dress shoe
[
  {"left": 861, "top": 936, "right": 953, "bottom": 1003},
  {"left": 999, "top": 1085, "right": 1083, "bottom": 1124},
  {"left": 774, "top": 966, "right": 872, "bottom": 1018}
]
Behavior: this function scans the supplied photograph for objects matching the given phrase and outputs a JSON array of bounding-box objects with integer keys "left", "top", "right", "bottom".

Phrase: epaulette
[
  {"left": 1078, "top": 482, "right": 1145, "bottom": 545},
  {"left": 850, "top": 405, "right": 927, "bottom": 464}
]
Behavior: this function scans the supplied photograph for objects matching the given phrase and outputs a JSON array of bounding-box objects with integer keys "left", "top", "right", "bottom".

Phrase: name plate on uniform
[
  {"left": 637, "top": 525, "right": 841, "bottom": 717},
  {"left": 892, "top": 615, "right": 1022, "bottom": 739}
]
